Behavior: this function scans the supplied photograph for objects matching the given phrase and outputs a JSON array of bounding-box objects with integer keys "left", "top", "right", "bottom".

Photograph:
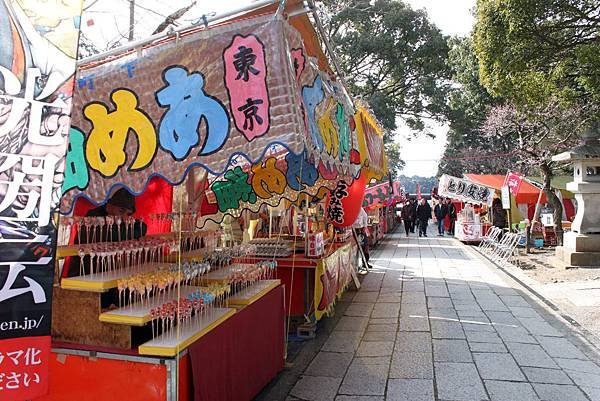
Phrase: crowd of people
[{"left": 400, "top": 198, "right": 457, "bottom": 238}]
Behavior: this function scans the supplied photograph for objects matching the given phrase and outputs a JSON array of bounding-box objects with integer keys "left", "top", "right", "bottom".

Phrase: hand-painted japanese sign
[
  {"left": 223, "top": 34, "right": 270, "bottom": 141},
  {"left": 314, "top": 242, "right": 357, "bottom": 320},
  {"left": 200, "top": 146, "right": 332, "bottom": 225},
  {"left": 60, "top": 15, "right": 357, "bottom": 214},
  {"left": 363, "top": 181, "right": 402, "bottom": 208},
  {"left": 438, "top": 174, "right": 495, "bottom": 206},
  {"left": 504, "top": 171, "right": 524, "bottom": 196},
  {"left": 354, "top": 105, "right": 386, "bottom": 180},
  {"left": 0, "top": 0, "right": 83, "bottom": 400}
]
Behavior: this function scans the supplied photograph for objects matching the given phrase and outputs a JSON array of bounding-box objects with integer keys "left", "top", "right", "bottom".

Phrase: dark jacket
[
  {"left": 416, "top": 202, "right": 432, "bottom": 221},
  {"left": 491, "top": 199, "right": 508, "bottom": 229},
  {"left": 447, "top": 203, "right": 457, "bottom": 219},
  {"left": 409, "top": 202, "right": 418, "bottom": 221},
  {"left": 401, "top": 203, "right": 414, "bottom": 220},
  {"left": 434, "top": 204, "right": 448, "bottom": 220}
]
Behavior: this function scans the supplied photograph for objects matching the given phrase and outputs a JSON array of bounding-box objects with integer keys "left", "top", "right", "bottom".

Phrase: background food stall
[{"left": 438, "top": 174, "right": 495, "bottom": 242}]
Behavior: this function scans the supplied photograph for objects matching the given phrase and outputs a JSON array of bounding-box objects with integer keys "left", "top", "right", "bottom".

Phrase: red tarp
[{"left": 464, "top": 174, "right": 546, "bottom": 204}]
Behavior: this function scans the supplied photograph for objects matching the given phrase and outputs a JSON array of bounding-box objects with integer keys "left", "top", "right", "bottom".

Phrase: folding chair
[
  {"left": 480, "top": 227, "right": 501, "bottom": 252},
  {"left": 495, "top": 234, "right": 520, "bottom": 266}
]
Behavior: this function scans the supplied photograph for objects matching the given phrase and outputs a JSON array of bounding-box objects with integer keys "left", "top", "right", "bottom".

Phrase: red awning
[{"left": 464, "top": 174, "right": 546, "bottom": 204}]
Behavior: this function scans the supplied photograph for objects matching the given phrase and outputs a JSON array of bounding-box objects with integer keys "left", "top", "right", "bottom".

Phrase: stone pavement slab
[
  {"left": 430, "top": 320, "right": 465, "bottom": 339},
  {"left": 473, "top": 352, "right": 526, "bottom": 381},
  {"left": 535, "top": 336, "right": 588, "bottom": 359},
  {"left": 505, "top": 342, "right": 559, "bottom": 369},
  {"left": 484, "top": 380, "right": 539, "bottom": 401},
  {"left": 335, "top": 316, "right": 369, "bottom": 332},
  {"left": 532, "top": 383, "right": 590, "bottom": 401},
  {"left": 395, "top": 331, "right": 432, "bottom": 353},
  {"left": 387, "top": 379, "right": 435, "bottom": 401},
  {"left": 435, "top": 362, "right": 488, "bottom": 400},
  {"left": 433, "top": 339, "right": 472, "bottom": 362},
  {"left": 290, "top": 375, "right": 342, "bottom": 401},
  {"left": 353, "top": 292, "right": 379, "bottom": 303},
  {"left": 390, "top": 352, "right": 433, "bottom": 379},
  {"left": 322, "top": 331, "right": 363, "bottom": 353},
  {"left": 356, "top": 341, "right": 394, "bottom": 357},
  {"left": 338, "top": 360, "right": 388, "bottom": 396},
  {"left": 522, "top": 367, "right": 574, "bottom": 384},
  {"left": 305, "top": 352, "right": 354, "bottom": 378},
  {"left": 344, "top": 303, "right": 375, "bottom": 317},
  {"left": 469, "top": 341, "right": 508, "bottom": 353},
  {"left": 363, "top": 331, "right": 396, "bottom": 342}
]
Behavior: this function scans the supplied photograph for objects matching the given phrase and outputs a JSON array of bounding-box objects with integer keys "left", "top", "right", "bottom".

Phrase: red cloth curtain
[{"left": 189, "top": 286, "right": 285, "bottom": 401}]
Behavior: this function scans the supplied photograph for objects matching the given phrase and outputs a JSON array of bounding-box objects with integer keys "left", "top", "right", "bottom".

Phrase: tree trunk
[{"left": 540, "top": 162, "right": 564, "bottom": 245}]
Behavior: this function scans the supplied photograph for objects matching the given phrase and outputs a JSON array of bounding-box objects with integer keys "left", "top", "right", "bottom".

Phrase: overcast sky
[{"left": 81, "top": 0, "right": 476, "bottom": 178}]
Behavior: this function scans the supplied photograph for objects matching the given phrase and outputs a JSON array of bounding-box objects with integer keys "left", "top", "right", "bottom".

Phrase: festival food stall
[
  {"left": 438, "top": 174, "right": 495, "bottom": 242},
  {"left": 0, "top": 0, "right": 386, "bottom": 400},
  {"left": 363, "top": 180, "right": 403, "bottom": 241},
  {"left": 464, "top": 174, "right": 547, "bottom": 223}
]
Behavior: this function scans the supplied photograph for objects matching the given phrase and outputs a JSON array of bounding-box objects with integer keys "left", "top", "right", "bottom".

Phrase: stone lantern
[{"left": 552, "top": 122, "right": 600, "bottom": 267}]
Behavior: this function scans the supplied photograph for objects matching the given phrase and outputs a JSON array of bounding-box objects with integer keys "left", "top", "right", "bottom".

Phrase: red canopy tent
[{"left": 464, "top": 174, "right": 547, "bottom": 204}]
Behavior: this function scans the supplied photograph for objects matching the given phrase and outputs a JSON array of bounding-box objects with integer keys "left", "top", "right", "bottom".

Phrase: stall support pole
[
  {"left": 269, "top": 207, "right": 273, "bottom": 238},
  {"left": 507, "top": 191, "right": 513, "bottom": 232}
]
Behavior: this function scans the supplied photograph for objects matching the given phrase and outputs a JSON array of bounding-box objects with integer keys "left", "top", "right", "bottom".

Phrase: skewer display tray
[
  {"left": 228, "top": 279, "right": 281, "bottom": 306},
  {"left": 138, "top": 307, "right": 235, "bottom": 357},
  {"left": 60, "top": 263, "right": 167, "bottom": 292},
  {"left": 98, "top": 285, "right": 203, "bottom": 326}
]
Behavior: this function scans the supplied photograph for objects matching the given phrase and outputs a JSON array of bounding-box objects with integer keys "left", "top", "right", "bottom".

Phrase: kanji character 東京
[
  {"left": 84, "top": 89, "right": 157, "bottom": 177},
  {"left": 224, "top": 34, "right": 269, "bottom": 141},
  {"left": 251, "top": 157, "right": 286, "bottom": 199},
  {"left": 212, "top": 166, "right": 257, "bottom": 213},
  {"left": 156, "top": 66, "right": 230, "bottom": 160},
  {"left": 237, "top": 98, "right": 264, "bottom": 131},
  {"left": 233, "top": 46, "right": 259, "bottom": 81}
]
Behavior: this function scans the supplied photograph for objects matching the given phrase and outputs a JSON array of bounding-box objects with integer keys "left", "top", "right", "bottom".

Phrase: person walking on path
[
  {"left": 434, "top": 198, "right": 448, "bottom": 236},
  {"left": 409, "top": 198, "right": 418, "bottom": 233},
  {"left": 416, "top": 198, "right": 432, "bottom": 237},
  {"left": 447, "top": 198, "right": 457, "bottom": 236},
  {"left": 401, "top": 202, "right": 413, "bottom": 237}
]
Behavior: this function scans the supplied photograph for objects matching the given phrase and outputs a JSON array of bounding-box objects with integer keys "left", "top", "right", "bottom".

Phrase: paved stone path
[{"left": 287, "top": 231, "right": 600, "bottom": 401}]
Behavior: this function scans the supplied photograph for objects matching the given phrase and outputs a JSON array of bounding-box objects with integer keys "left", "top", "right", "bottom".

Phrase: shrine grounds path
[{"left": 260, "top": 229, "right": 600, "bottom": 401}]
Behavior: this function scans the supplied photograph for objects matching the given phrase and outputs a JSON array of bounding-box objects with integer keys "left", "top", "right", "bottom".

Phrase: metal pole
[
  {"left": 78, "top": 0, "right": 279, "bottom": 66},
  {"left": 129, "top": 0, "right": 135, "bottom": 41}
]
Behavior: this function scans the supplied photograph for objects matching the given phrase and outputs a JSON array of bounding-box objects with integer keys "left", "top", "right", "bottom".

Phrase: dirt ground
[
  {"left": 509, "top": 247, "right": 600, "bottom": 344},
  {"left": 517, "top": 247, "right": 600, "bottom": 283}
]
